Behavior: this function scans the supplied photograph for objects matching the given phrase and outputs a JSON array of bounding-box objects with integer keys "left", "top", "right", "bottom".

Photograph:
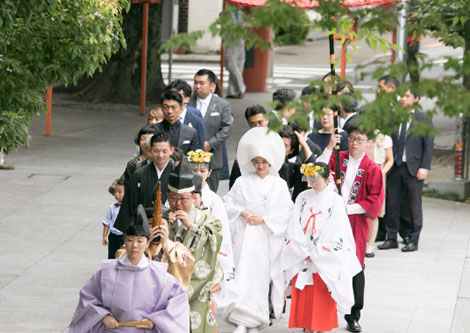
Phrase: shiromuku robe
[
  {"left": 281, "top": 187, "right": 362, "bottom": 314},
  {"left": 223, "top": 173, "right": 293, "bottom": 329},
  {"left": 69, "top": 256, "right": 189, "bottom": 332},
  {"left": 168, "top": 208, "right": 223, "bottom": 333},
  {"left": 201, "top": 184, "right": 237, "bottom": 309},
  {"left": 328, "top": 151, "right": 384, "bottom": 266}
]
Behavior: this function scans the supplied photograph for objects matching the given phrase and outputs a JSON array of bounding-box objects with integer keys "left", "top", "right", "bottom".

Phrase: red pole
[
  {"left": 140, "top": 2, "right": 149, "bottom": 116},
  {"left": 45, "top": 86, "right": 52, "bottom": 136},
  {"left": 340, "top": 41, "right": 347, "bottom": 78},
  {"left": 219, "top": 0, "right": 227, "bottom": 97},
  {"left": 391, "top": 28, "right": 397, "bottom": 64}
]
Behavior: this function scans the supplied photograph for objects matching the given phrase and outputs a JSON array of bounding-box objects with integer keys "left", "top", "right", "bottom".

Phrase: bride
[{"left": 223, "top": 127, "right": 293, "bottom": 332}]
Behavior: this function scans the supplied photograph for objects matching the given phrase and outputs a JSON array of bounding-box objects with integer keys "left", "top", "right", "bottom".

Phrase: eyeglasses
[
  {"left": 348, "top": 136, "right": 366, "bottom": 143},
  {"left": 167, "top": 196, "right": 192, "bottom": 203}
]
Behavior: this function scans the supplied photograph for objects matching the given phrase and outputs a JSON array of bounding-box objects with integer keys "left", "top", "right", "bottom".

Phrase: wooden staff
[
  {"left": 153, "top": 181, "right": 162, "bottom": 232},
  {"left": 118, "top": 320, "right": 153, "bottom": 328},
  {"left": 329, "top": 34, "right": 342, "bottom": 195}
]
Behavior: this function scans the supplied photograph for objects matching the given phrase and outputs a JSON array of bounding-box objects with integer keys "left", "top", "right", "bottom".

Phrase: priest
[
  {"left": 166, "top": 158, "right": 224, "bottom": 333},
  {"left": 69, "top": 205, "right": 189, "bottom": 332}
]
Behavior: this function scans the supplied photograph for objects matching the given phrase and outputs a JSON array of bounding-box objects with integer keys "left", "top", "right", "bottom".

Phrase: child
[
  {"left": 102, "top": 179, "right": 125, "bottom": 259},
  {"left": 147, "top": 106, "right": 164, "bottom": 125}
]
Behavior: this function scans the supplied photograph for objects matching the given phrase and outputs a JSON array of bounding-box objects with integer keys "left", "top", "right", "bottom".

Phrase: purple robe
[{"left": 69, "top": 257, "right": 189, "bottom": 332}]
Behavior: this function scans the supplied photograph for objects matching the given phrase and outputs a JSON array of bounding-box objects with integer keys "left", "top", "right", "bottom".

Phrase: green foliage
[
  {"left": 0, "top": 0, "right": 129, "bottom": 154},
  {"left": 160, "top": 30, "right": 204, "bottom": 53},
  {"left": 274, "top": 10, "right": 310, "bottom": 45}
]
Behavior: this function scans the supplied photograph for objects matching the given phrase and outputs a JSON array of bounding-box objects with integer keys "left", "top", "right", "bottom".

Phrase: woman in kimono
[
  {"left": 281, "top": 162, "right": 361, "bottom": 332},
  {"left": 69, "top": 205, "right": 189, "bottom": 333},
  {"left": 223, "top": 127, "right": 294, "bottom": 332}
]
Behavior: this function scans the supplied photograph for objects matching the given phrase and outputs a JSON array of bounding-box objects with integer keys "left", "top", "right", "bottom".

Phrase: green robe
[{"left": 169, "top": 208, "right": 223, "bottom": 333}]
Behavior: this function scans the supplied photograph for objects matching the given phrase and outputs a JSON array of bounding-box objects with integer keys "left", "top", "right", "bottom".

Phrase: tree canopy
[{"left": 0, "top": 0, "right": 129, "bottom": 154}]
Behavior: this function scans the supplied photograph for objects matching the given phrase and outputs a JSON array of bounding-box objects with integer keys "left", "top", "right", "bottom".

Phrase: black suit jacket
[
  {"left": 153, "top": 121, "right": 199, "bottom": 154},
  {"left": 391, "top": 110, "right": 434, "bottom": 176},
  {"left": 115, "top": 161, "right": 174, "bottom": 233},
  {"left": 189, "top": 94, "right": 232, "bottom": 170}
]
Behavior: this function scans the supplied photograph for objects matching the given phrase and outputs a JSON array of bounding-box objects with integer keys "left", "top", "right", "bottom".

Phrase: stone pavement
[
  {"left": 0, "top": 33, "right": 467, "bottom": 332},
  {"left": 1, "top": 89, "right": 469, "bottom": 332}
]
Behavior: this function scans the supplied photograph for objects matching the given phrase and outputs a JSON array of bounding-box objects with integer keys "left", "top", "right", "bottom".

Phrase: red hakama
[{"left": 289, "top": 273, "right": 338, "bottom": 331}]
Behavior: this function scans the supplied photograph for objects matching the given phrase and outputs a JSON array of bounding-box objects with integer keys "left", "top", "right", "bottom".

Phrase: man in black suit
[
  {"left": 154, "top": 90, "right": 199, "bottom": 154},
  {"left": 114, "top": 132, "right": 174, "bottom": 232},
  {"left": 166, "top": 79, "right": 205, "bottom": 150},
  {"left": 378, "top": 87, "right": 434, "bottom": 252},
  {"left": 189, "top": 69, "right": 232, "bottom": 192},
  {"left": 339, "top": 92, "right": 358, "bottom": 131}
]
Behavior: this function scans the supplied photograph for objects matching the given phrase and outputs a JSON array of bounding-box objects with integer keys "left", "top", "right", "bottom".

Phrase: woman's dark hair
[
  {"left": 278, "top": 125, "right": 299, "bottom": 159},
  {"left": 337, "top": 80, "right": 355, "bottom": 94},
  {"left": 134, "top": 125, "right": 157, "bottom": 146},
  {"left": 313, "top": 161, "right": 330, "bottom": 180}
]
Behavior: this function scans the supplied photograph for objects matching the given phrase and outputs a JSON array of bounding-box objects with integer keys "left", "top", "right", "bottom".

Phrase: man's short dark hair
[
  {"left": 160, "top": 89, "right": 183, "bottom": 106},
  {"left": 134, "top": 125, "right": 157, "bottom": 146},
  {"left": 301, "top": 85, "right": 319, "bottom": 96},
  {"left": 167, "top": 79, "right": 192, "bottom": 98},
  {"left": 379, "top": 74, "right": 400, "bottom": 90},
  {"left": 346, "top": 121, "right": 368, "bottom": 137},
  {"left": 407, "top": 85, "right": 420, "bottom": 99},
  {"left": 322, "top": 72, "right": 340, "bottom": 82},
  {"left": 244, "top": 105, "right": 267, "bottom": 120},
  {"left": 150, "top": 131, "right": 172, "bottom": 147},
  {"left": 339, "top": 92, "right": 359, "bottom": 114},
  {"left": 273, "top": 88, "right": 296, "bottom": 111},
  {"left": 195, "top": 69, "right": 217, "bottom": 85}
]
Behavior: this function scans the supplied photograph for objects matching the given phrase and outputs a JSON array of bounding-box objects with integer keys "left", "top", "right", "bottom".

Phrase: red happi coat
[{"left": 328, "top": 151, "right": 384, "bottom": 267}]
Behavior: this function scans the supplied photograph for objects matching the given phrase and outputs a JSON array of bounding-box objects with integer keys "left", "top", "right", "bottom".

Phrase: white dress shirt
[{"left": 197, "top": 93, "right": 212, "bottom": 118}]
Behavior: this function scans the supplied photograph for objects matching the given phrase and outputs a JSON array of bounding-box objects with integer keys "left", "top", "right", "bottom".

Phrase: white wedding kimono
[
  {"left": 223, "top": 173, "right": 293, "bottom": 329},
  {"left": 200, "top": 184, "right": 237, "bottom": 309},
  {"left": 281, "top": 186, "right": 362, "bottom": 314}
]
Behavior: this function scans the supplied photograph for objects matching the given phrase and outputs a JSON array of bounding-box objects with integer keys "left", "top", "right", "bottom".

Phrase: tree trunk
[{"left": 58, "top": 3, "right": 165, "bottom": 105}]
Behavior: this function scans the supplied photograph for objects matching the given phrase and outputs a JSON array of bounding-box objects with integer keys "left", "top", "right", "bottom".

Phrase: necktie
[{"left": 396, "top": 123, "right": 407, "bottom": 165}]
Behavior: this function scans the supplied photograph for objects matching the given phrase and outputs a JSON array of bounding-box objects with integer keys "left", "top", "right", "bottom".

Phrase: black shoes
[
  {"left": 377, "top": 239, "right": 398, "bottom": 250},
  {"left": 402, "top": 242, "right": 418, "bottom": 252},
  {"left": 347, "top": 320, "right": 362, "bottom": 332},
  {"left": 402, "top": 236, "right": 411, "bottom": 245},
  {"left": 365, "top": 252, "right": 375, "bottom": 258}
]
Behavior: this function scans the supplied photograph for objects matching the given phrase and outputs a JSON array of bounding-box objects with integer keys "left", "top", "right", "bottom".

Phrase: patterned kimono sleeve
[
  {"left": 184, "top": 213, "right": 223, "bottom": 303},
  {"left": 162, "top": 240, "right": 195, "bottom": 293}
]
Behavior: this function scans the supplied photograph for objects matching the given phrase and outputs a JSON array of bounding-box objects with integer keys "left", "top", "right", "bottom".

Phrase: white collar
[
  {"left": 197, "top": 93, "right": 212, "bottom": 104},
  {"left": 348, "top": 152, "right": 365, "bottom": 164},
  {"left": 180, "top": 107, "right": 187, "bottom": 122},
  {"left": 119, "top": 254, "right": 149, "bottom": 268},
  {"left": 154, "top": 161, "right": 169, "bottom": 175}
]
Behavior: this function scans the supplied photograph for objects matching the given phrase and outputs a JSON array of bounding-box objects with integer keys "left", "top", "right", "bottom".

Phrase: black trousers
[
  {"left": 386, "top": 164, "right": 424, "bottom": 244},
  {"left": 108, "top": 233, "right": 123, "bottom": 259},
  {"left": 345, "top": 269, "right": 365, "bottom": 322},
  {"left": 207, "top": 169, "right": 220, "bottom": 193}
]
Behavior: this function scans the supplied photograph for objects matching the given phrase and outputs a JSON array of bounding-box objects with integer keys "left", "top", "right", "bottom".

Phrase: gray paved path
[
  {"left": 1, "top": 95, "right": 469, "bottom": 332},
  {"left": 0, "top": 32, "right": 467, "bottom": 332}
]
